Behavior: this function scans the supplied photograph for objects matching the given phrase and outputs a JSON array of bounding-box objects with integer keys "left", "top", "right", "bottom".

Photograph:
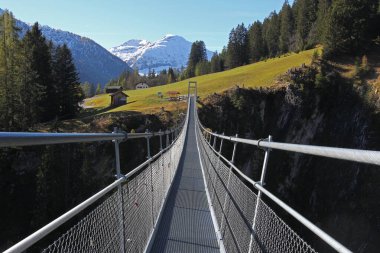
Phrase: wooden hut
[{"left": 110, "top": 90, "right": 129, "bottom": 106}]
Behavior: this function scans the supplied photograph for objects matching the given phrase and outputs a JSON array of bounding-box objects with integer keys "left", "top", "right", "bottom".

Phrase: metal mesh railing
[
  {"left": 196, "top": 122, "right": 317, "bottom": 253},
  {"left": 40, "top": 126, "right": 187, "bottom": 253},
  {"left": 29, "top": 104, "right": 188, "bottom": 253}
]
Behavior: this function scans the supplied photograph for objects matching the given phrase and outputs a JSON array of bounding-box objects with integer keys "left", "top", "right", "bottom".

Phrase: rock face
[
  {"left": 198, "top": 68, "right": 380, "bottom": 253},
  {"left": 0, "top": 8, "right": 131, "bottom": 86},
  {"left": 109, "top": 34, "right": 213, "bottom": 74}
]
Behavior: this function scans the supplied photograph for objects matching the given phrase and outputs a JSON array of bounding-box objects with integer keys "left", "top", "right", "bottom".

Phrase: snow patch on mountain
[{"left": 110, "top": 35, "right": 213, "bottom": 74}]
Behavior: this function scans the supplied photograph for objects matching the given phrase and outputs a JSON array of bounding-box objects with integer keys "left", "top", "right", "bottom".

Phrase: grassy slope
[{"left": 84, "top": 48, "right": 316, "bottom": 113}]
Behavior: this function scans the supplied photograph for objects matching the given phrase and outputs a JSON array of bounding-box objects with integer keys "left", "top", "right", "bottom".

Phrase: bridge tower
[{"left": 188, "top": 81, "right": 197, "bottom": 99}]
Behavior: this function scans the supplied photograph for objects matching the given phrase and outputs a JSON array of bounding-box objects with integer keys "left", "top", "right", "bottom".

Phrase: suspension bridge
[{"left": 2, "top": 85, "right": 380, "bottom": 253}]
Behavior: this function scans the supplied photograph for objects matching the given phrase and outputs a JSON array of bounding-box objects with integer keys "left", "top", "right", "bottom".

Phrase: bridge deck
[{"left": 150, "top": 100, "right": 220, "bottom": 253}]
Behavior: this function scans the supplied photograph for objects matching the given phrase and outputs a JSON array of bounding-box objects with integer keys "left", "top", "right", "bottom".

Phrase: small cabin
[
  {"left": 135, "top": 82, "right": 150, "bottom": 89},
  {"left": 110, "top": 90, "right": 129, "bottom": 106},
  {"left": 106, "top": 86, "right": 123, "bottom": 94}
]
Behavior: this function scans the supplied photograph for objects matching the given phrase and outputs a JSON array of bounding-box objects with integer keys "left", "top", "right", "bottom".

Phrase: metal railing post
[
  {"left": 248, "top": 135, "right": 272, "bottom": 253},
  {"left": 212, "top": 132, "right": 217, "bottom": 149},
  {"left": 220, "top": 134, "right": 238, "bottom": 232},
  {"left": 113, "top": 127, "right": 125, "bottom": 253},
  {"left": 145, "top": 130, "right": 155, "bottom": 227},
  {"left": 159, "top": 130, "right": 163, "bottom": 151},
  {"left": 159, "top": 130, "right": 165, "bottom": 194}
]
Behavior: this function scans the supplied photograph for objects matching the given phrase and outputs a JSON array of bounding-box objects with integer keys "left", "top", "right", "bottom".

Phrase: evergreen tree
[
  {"left": 248, "top": 21, "right": 265, "bottom": 62},
  {"left": 210, "top": 52, "right": 223, "bottom": 73},
  {"left": 0, "top": 11, "right": 21, "bottom": 130},
  {"left": 54, "top": 44, "right": 83, "bottom": 117},
  {"left": 195, "top": 61, "right": 211, "bottom": 76},
  {"left": 186, "top": 41, "right": 207, "bottom": 78},
  {"left": 80, "top": 82, "right": 95, "bottom": 98},
  {"left": 53, "top": 44, "right": 83, "bottom": 118},
  {"left": 167, "top": 67, "right": 176, "bottom": 83},
  {"left": 263, "top": 12, "right": 280, "bottom": 57},
  {"left": 25, "top": 23, "right": 56, "bottom": 122},
  {"left": 315, "top": 0, "right": 332, "bottom": 43},
  {"left": 324, "top": 0, "right": 379, "bottom": 57},
  {"left": 294, "top": 0, "right": 318, "bottom": 50},
  {"left": 227, "top": 23, "right": 249, "bottom": 68},
  {"left": 18, "top": 28, "right": 43, "bottom": 129},
  {"left": 279, "top": 1, "right": 294, "bottom": 53},
  {"left": 96, "top": 83, "right": 102, "bottom": 95}
]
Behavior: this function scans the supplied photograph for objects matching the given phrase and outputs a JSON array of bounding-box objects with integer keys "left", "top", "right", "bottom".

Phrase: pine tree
[
  {"left": 324, "top": 0, "right": 379, "bottom": 57},
  {"left": 167, "top": 67, "right": 176, "bottom": 83},
  {"left": 227, "top": 23, "right": 249, "bottom": 68},
  {"left": 0, "top": 11, "right": 21, "bottom": 130},
  {"left": 195, "top": 61, "right": 211, "bottom": 76},
  {"left": 248, "top": 21, "right": 265, "bottom": 62},
  {"left": 96, "top": 83, "right": 101, "bottom": 95},
  {"left": 263, "top": 12, "right": 280, "bottom": 57},
  {"left": 25, "top": 23, "right": 55, "bottom": 122},
  {"left": 53, "top": 44, "right": 83, "bottom": 118},
  {"left": 186, "top": 41, "right": 207, "bottom": 78},
  {"left": 210, "top": 52, "right": 223, "bottom": 73},
  {"left": 80, "top": 82, "right": 94, "bottom": 98},
  {"left": 279, "top": 1, "right": 294, "bottom": 53},
  {"left": 18, "top": 29, "right": 42, "bottom": 129},
  {"left": 315, "top": 0, "right": 332, "bottom": 43},
  {"left": 294, "top": 0, "right": 318, "bottom": 50}
]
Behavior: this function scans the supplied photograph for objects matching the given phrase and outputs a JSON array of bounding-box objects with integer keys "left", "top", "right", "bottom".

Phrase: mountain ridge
[
  {"left": 0, "top": 8, "right": 131, "bottom": 86},
  {"left": 110, "top": 34, "right": 213, "bottom": 74}
]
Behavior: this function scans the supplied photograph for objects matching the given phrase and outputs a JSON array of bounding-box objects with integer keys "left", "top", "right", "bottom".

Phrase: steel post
[
  {"left": 145, "top": 130, "right": 155, "bottom": 227},
  {"left": 113, "top": 127, "right": 125, "bottom": 253},
  {"left": 248, "top": 135, "right": 272, "bottom": 253},
  {"left": 212, "top": 132, "right": 217, "bottom": 149}
]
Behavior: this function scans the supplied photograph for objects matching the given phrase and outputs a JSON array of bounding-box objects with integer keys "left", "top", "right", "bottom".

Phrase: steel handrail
[
  {"left": 198, "top": 121, "right": 380, "bottom": 166},
  {"left": 0, "top": 127, "right": 183, "bottom": 148},
  {"left": 196, "top": 117, "right": 352, "bottom": 253}
]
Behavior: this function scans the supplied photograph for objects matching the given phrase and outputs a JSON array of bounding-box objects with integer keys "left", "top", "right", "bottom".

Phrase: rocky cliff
[{"left": 198, "top": 63, "right": 380, "bottom": 252}]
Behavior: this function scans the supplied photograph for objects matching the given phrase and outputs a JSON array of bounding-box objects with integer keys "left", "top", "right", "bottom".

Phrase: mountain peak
[{"left": 109, "top": 35, "right": 213, "bottom": 75}]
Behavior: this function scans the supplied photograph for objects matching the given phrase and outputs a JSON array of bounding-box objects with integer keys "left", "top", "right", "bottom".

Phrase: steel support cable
[
  {"left": 197, "top": 120, "right": 352, "bottom": 253},
  {"left": 198, "top": 118, "right": 380, "bottom": 166}
]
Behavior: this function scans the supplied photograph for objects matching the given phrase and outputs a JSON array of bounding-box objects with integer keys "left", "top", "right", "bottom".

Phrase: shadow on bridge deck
[{"left": 150, "top": 99, "right": 220, "bottom": 253}]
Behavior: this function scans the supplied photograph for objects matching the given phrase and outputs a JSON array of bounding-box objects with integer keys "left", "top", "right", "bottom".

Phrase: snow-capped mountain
[
  {"left": 0, "top": 8, "right": 131, "bottom": 86},
  {"left": 110, "top": 35, "right": 213, "bottom": 74}
]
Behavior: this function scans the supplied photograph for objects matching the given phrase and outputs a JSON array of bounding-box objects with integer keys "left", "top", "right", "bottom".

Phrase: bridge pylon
[{"left": 188, "top": 81, "right": 197, "bottom": 99}]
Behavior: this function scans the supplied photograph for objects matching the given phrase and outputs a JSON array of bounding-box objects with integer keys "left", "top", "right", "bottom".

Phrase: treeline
[
  {"left": 83, "top": 0, "right": 380, "bottom": 96},
  {"left": 185, "top": 0, "right": 379, "bottom": 77},
  {"left": 106, "top": 67, "right": 179, "bottom": 90},
  {"left": 81, "top": 66, "right": 181, "bottom": 97},
  {"left": 0, "top": 11, "right": 83, "bottom": 131}
]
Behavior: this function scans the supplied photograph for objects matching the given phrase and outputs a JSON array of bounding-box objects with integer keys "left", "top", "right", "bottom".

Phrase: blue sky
[{"left": 1, "top": 0, "right": 291, "bottom": 51}]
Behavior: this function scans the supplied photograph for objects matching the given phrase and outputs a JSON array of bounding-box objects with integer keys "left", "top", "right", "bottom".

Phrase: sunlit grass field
[{"left": 84, "top": 48, "right": 317, "bottom": 113}]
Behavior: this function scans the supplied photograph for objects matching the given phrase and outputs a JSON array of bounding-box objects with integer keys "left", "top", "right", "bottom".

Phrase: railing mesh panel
[
  {"left": 197, "top": 124, "right": 317, "bottom": 253},
  {"left": 42, "top": 119, "right": 187, "bottom": 253}
]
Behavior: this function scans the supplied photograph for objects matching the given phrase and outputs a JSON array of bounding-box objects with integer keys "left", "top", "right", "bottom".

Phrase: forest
[
  {"left": 0, "top": 11, "right": 83, "bottom": 131},
  {"left": 99, "top": 0, "right": 379, "bottom": 93}
]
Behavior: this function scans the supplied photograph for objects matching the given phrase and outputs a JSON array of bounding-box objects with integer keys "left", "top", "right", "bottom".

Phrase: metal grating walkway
[{"left": 150, "top": 100, "right": 220, "bottom": 253}]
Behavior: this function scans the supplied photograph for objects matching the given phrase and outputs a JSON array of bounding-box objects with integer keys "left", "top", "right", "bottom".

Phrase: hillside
[
  {"left": 84, "top": 48, "right": 316, "bottom": 113},
  {"left": 0, "top": 8, "right": 131, "bottom": 86}
]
